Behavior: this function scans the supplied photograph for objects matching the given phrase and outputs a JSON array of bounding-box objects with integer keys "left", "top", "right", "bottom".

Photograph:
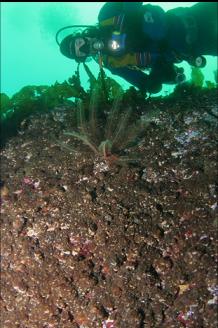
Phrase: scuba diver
[{"left": 56, "top": 2, "right": 218, "bottom": 94}]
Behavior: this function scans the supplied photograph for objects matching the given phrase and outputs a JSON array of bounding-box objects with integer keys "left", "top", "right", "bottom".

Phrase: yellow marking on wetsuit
[{"left": 106, "top": 54, "right": 137, "bottom": 67}]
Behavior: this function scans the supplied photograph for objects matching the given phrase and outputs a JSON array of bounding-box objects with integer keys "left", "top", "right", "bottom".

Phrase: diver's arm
[
  {"left": 107, "top": 66, "right": 162, "bottom": 94},
  {"left": 107, "top": 58, "right": 182, "bottom": 93}
]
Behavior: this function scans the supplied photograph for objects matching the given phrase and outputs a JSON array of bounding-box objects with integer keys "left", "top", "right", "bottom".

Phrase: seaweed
[
  {"left": 205, "top": 80, "right": 216, "bottom": 89},
  {"left": 190, "top": 67, "right": 217, "bottom": 90},
  {"left": 1, "top": 93, "right": 13, "bottom": 119},
  {"left": 171, "top": 65, "right": 218, "bottom": 102},
  {"left": 0, "top": 77, "right": 85, "bottom": 147},
  {"left": 214, "top": 69, "right": 218, "bottom": 84},
  {"left": 190, "top": 67, "right": 204, "bottom": 88}
]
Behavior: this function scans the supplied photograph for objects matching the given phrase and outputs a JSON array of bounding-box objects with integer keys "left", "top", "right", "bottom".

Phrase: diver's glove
[{"left": 174, "top": 67, "right": 186, "bottom": 84}]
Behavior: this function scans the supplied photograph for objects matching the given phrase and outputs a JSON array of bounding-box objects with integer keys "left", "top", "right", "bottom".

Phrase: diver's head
[
  {"left": 59, "top": 34, "right": 86, "bottom": 62},
  {"left": 59, "top": 34, "right": 104, "bottom": 62}
]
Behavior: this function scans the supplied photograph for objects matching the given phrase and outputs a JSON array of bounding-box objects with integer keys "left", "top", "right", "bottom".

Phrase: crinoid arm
[{"left": 64, "top": 131, "right": 99, "bottom": 155}]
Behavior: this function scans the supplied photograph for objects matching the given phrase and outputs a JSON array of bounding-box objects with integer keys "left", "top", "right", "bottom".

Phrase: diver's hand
[{"left": 174, "top": 67, "right": 186, "bottom": 84}]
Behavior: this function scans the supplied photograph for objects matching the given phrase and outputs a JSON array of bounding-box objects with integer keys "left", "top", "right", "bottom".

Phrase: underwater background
[
  {"left": 1, "top": 3, "right": 218, "bottom": 327},
  {"left": 1, "top": 2, "right": 217, "bottom": 97}
]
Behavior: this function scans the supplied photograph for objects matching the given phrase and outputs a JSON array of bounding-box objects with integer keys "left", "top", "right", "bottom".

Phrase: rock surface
[{"left": 1, "top": 88, "right": 217, "bottom": 327}]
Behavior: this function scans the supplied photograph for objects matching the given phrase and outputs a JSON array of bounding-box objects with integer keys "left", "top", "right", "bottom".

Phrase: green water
[{"left": 1, "top": 2, "right": 217, "bottom": 97}]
